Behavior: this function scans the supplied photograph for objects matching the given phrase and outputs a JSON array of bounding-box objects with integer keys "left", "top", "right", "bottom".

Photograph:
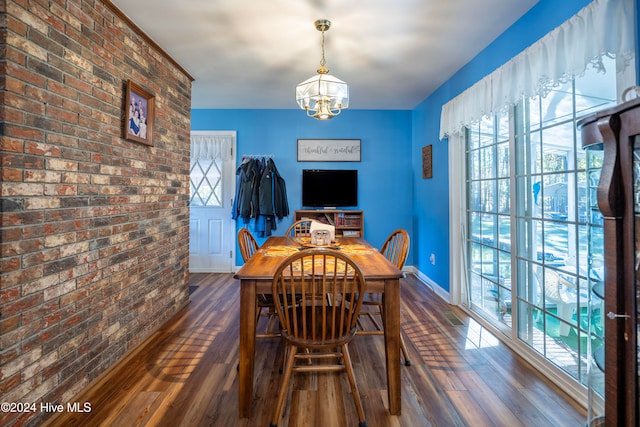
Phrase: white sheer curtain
[
  {"left": 190, "top": 134, "right": 234, "bottom": 161},
  {"left": 447, "top": 132, "right": 470, "bottom": 306},
  {"left": 440, "top": 0, "right": 635, "bottom": 139}
]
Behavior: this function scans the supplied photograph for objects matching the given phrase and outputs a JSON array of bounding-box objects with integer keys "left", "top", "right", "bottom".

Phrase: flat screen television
[{"left": 302, "top": 169, "right": 358, "bottom": 208}]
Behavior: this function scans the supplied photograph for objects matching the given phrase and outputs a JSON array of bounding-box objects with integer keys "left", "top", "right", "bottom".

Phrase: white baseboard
[{"left": 405, "top": 266, "right": 451, "bottom": 304}]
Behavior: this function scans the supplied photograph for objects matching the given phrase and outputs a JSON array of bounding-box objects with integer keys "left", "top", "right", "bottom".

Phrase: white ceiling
[{"left": 110, "top": 0, "right": 539, "bottom": 110}]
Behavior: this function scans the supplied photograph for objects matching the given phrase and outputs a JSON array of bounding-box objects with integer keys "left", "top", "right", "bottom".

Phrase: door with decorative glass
[{"left": 189, "top": 131, "right": 236, "bottom": 272}]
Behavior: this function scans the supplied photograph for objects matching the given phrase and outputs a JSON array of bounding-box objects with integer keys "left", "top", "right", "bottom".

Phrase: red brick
[
  {"left": 0, "top": 372, "right": 21, "bottom": 395},
  {"left": 2, "top": 293, "right": 43, "bottom": 317},
  {"left": 1, "top": 168, "right": 23, "bottom": 182},
  {"left": 0, "top": 256, "right": 21, "bottom": 272},
  {"left": 24, "top": 141, "right": 62, "bottom": 157},
  {"left": 0, "top": 286, "right": 20, "bottom": 304},
  {"left": 0, "top": 137, "right": 25, "bottom": 152},
  {"left": 0, "top": 226, "right": 22, "bottom": 242}
]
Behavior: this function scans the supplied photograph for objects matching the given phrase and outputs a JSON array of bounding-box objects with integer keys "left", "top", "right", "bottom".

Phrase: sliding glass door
[{"left": 465, "top": 57, "right": 617, "bottom": 385}]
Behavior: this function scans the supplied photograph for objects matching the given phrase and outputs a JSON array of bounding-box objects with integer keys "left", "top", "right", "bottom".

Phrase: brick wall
[{"left": 0, "top": 1, "right": 192, "bottom": 425}]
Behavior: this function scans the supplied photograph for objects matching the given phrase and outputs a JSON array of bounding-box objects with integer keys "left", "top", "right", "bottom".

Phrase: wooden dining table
[{"left": 234, "top": 235, "right": 404, "bottom": 418}]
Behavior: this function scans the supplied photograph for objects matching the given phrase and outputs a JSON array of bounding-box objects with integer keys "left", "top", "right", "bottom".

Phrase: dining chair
[
  {"left": 269, "top": 249, "right": 368, "bottom": 427},
  {"left": 238, "top": 228, "right": 278, "bottom": 338},
  {"left": 285, "top": 219, "right": 313, "bottom": 238},
  {"left": 357, "top": 229, "right": 411, "bottom": 366},
  {"left": 238, "top": 227, "right": 259, "bottom": 261}
]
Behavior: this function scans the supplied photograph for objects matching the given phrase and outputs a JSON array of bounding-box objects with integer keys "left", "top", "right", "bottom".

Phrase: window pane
[
  {"left": 541, "top": 123, "right": 575, "bottom": 172},
  {"left": 498, "top": 215, "right": 511, "bottom": 252},
  {"left": 469, "top": 212, "right": 479, "bottom": 240},
  {"left": 514, "top": 133, "right": 530, "bottom": 176},
  {"left": 543, "top": 220, "right": 571, "bottom": 265},
  {"left": 497, "top": 179, "right": 510, "bottom": 214},
  {"left": 480, "top": 213, "right": 497, "bottom": 244},
  {"left": 516, "top": 259, "right": 536, "bottom": 304},
  {"left": 468, "top": 148, "right": 480, "bottom": 180},
  {"left": 470, "top": 242, "right": 482, "bottom": 273},
  {"left": 497, "top": 141, "right": 510, "bottom": 178},
  {"left": 190, "top": 158, "right": 222, "bottom": 207},
  {"left": 480, "top": 146, "right": 495, "bottom": 179},
  {"left": 577, "top": 167, "right": 588, "bottom": 223},
  {"left": 516, "top": 176, "right": 534, "bottom": 217},
  {"left": 542, "top": 173, "right": 568, "bottom": 219},
  {"left": 480, "top": 180, "right": 495, "bottom": 212},
  {"left": 482, "top": 245, "right": 497, "bottom": 276},
  {"left": 532, "top": 219, "right": 544, "bottom": 262},
  {"left": 531, "top": 130, "right": 543, "bottom": 174},
  {"left": 528, "top": 96, "right": 542, "bottom": 132},
  {"left": 468, "top": 125, "right": 481, "bottom": 150},
  {"left": 577, "top": 224, "right": 589, "bottom": 269},
  {"left": 516, "top": 217, "right": 532, "bottom": 255},
  {"left": 540, "top": 82, "right": 573, "bottom": 128},
  {"left": 496, "top": 113, "right": 509, "bottom": 141},
  {"left": 479, "top": 117, "right": 495, "bottom": 147},
  {"left": 575, "top": 56, "right": 618, "bottom": 116},
  {"left": 467, "top": 181, "right": 482, "bottom": 211}
]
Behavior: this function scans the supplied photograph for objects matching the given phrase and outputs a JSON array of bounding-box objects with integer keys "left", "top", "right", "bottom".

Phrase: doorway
[{"left": 189, "top": 131, "right": 236, "bottom": 272}]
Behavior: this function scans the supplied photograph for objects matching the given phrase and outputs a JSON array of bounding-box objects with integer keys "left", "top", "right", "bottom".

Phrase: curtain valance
[
  {"left": 191, "top": 134, "right": 234, "bottom": 161},
  {"left": 440, "top": 0, "right": 635, "bottom": 139}
]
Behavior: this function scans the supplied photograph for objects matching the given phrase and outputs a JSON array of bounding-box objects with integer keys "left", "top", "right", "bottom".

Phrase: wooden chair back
[
  {"left": 285, "top": 219, "right": 313, "bottom": 238},
  {"left": 380, "top": 229, "right": 410, "bottom": 269},
  {"left": 271, "top": 249, "right": 366, "bottom": 347},
  {"left": 238, "top": 228, "right": 258, "bottom": 262}
]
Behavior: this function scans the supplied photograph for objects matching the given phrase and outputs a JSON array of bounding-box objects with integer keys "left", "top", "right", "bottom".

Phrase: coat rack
[{"left": 241, "top": 153, "right": 274, "bottom": 160}]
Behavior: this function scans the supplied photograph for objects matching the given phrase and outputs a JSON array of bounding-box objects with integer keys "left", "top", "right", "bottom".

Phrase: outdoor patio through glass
[{"left": 465, "top": 57, "right": 616, "bottom": 386}]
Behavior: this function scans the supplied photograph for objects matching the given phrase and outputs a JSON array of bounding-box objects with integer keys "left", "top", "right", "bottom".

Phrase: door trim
[{"left": 189, "top": 130, "right": 236, "bottom": 273}]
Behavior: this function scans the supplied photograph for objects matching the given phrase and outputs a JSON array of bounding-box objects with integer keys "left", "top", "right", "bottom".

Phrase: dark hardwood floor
[{"left": 44, "top": 273, "right": 586, "bottom": 427}]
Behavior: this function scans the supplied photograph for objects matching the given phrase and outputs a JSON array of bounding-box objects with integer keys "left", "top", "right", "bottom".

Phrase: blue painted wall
[{"left": 191, "top": 109, "right": 412, "bottom": 263}]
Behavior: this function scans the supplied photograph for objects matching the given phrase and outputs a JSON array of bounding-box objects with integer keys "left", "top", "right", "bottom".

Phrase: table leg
[
  {"left": 384, "top": 278, "right": 401, "bottom": 415},
  {"left": 239, "top": 279, "right": 257, "bottom": 418}
]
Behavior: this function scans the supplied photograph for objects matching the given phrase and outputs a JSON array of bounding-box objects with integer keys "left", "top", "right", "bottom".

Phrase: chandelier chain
[{"left": 320, "top": 27, "right": 326, "bottom": 68}]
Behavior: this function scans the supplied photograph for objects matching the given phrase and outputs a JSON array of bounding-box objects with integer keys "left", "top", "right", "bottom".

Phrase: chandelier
[{"left": 295, "top": 19, "right": 349, "bottom": 120}]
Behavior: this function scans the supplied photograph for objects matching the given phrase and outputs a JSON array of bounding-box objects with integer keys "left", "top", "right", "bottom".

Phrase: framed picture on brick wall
[{"left": 124, "top": 80, "right": 155, "bottom": 146}]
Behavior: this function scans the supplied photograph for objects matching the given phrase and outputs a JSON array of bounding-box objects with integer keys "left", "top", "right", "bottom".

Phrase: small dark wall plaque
[{"left": 422, "top": 145, "right": 432, "bottom": 179}]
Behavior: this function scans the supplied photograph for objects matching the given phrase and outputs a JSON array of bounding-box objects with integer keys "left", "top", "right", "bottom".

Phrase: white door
[{"left": 189, "top": 131, "right": 236, "bottom": 273}]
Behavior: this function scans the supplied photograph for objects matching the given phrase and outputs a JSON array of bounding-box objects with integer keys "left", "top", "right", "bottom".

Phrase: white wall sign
[{"left": 297, "top": 139, "right": 361, "bottom": 162}]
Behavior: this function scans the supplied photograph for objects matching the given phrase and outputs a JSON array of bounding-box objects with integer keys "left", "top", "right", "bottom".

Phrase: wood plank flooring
[{"left": 44, "top": 273, "right": 586, "bottom": 427}]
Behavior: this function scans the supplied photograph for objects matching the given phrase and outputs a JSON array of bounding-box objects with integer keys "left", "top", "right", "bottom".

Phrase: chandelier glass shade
[{"left": 296, "top": 20, "right": 349, "bottom": 120}]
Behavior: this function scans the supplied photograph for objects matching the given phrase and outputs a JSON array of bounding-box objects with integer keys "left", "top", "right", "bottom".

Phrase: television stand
[{"left": 295, "top": 209, "right": 364, "bottom": 238}]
